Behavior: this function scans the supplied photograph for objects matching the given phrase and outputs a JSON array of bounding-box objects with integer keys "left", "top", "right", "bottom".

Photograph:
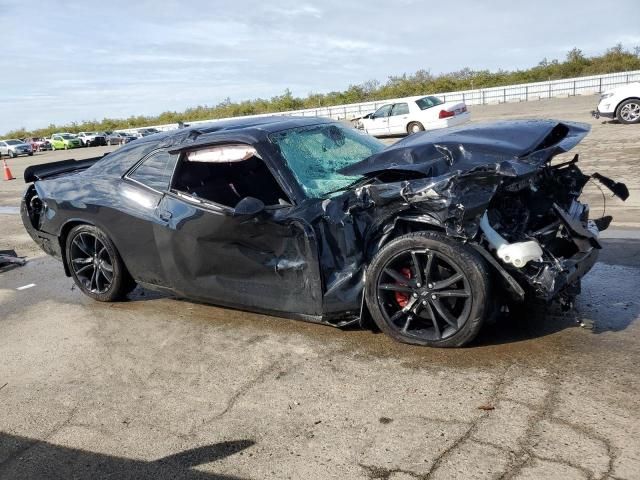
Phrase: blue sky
[{"left": 1, "top": 0, "right": 639, "bottom": 133}]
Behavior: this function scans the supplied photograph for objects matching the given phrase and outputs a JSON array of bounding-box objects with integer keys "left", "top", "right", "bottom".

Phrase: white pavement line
[{"left": 16, "top": 283, "right": 36, "bottom": 291}]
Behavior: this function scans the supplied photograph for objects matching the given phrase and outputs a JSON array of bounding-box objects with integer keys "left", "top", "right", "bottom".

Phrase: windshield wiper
[{"left": 322, "top": 177, "right": 374, "bottom": 197}]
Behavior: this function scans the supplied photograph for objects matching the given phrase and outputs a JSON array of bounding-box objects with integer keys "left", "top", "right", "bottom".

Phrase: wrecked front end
[{"left": 342, "top": 120, "right": 629, "bottom": 308}]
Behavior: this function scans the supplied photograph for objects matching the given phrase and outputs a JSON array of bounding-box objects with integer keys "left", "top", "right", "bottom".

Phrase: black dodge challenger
[{"left": 21, "top": 117, "right": 628, "bottom": 347}]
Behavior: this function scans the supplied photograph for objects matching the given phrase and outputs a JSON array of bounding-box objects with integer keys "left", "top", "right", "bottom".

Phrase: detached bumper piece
[{"left": 0, "top": 249, "right": 26, "bottom": 271}]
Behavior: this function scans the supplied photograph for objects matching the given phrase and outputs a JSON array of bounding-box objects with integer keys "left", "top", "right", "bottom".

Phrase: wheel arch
[
  {"left": 58, "top": 219, "right": 132, "bottom": 281},
  {"left": 366, "top": 213, "right": 445, "bottom": 261},
  {"left": 364, "top": 212, "right": 525, "bottom": 303}
]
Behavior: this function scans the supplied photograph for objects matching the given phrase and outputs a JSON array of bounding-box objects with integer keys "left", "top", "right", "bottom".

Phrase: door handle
[{"left": 159, "top": 210, "right": 172, "bottom": 221}]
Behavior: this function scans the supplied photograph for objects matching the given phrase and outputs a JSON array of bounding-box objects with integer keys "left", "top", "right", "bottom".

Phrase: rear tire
[
  {"left": 407, "top": 122, "right": 424, "bottom": 134},
  {"left": 65, "top": 225, "right": 132, "bottom": 302},
  {"left": 616, "top": 99, "right": 640, "bottom": 124},
  {"left": 365, "top": 231, "right": 491, "bottom": 347}
]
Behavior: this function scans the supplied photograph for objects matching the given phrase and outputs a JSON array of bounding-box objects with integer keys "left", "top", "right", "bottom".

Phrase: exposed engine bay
[{"left": 479, "top": 156, "right": 625, "bottom": 302}]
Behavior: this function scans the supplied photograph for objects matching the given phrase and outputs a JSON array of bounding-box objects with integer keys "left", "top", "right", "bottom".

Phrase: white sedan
[
  {"left": 354, "top": 96, "right": 470, "bottom": 136},
  {"left": 592, "top": 82, "right": 640, "bottom": 124}
]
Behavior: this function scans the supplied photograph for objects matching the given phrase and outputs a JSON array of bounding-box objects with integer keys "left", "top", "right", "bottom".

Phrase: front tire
[
  {"left": 365, "top": 231, "right": 491, "bottom": 347},
  {"left": 65, "top": 225, "right": 132, "bottom": 302},
  {"left": 616, "top": 99, "right": 640, "bottom": 124},
  {"left": 407, "top": 122, "right": 425, "bottom": 134}
]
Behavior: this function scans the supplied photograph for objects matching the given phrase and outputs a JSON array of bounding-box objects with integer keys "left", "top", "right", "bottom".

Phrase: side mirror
[{"left": 233, "top": 196, "right": 265, "bottom": 217}]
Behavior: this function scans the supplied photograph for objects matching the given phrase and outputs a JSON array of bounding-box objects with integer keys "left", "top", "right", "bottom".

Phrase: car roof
[{"left": 156, "top": 115, "right": 335, "bottom": 145}]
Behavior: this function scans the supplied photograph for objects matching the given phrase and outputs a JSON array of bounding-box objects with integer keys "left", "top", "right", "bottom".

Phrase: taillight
[{"left": 439, "top": 109, "right": 455, "bottom": 119}]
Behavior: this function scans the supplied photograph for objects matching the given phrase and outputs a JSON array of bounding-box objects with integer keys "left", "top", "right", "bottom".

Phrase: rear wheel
[
  {"left": 407, "top": 122, "right": 424, "bottom": 134},
  {"left": 616, "top": 99, "right": 640, "bottom": 124},
  {"left": 365, "top": 231, "right": 491, "bottom": 347},
  {"left": 65, "top": 225, "right": 134, "bottom": 302}
]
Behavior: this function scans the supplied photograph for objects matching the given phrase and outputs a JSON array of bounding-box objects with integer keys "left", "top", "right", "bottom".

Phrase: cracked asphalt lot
[{"left": 1, "top": 95, "right": 640, "bottom": 479}]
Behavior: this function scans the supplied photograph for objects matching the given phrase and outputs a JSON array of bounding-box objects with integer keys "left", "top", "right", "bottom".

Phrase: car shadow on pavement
[
  {"left": 0, "top": 431, "right": 254, "bottom": 479},
  {"left": 124, "top": 286, "right": 172, "bottom": 302}
]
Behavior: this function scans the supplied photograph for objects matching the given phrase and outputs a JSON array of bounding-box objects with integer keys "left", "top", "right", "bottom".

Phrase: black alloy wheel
[
  {"left": 66, "top": 224, "right": 135, "bottom": 301},
  {"left": 365, "top": 231, "right": 490, "bottom": 347},
  {"left": 70, "top": 231, "right": 114, "bottom": 294}
]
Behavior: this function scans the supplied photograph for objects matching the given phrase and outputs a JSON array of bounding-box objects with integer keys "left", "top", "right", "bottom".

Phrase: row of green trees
[{"left": 6, "top": 44, "right": 640, "bottom": 139}]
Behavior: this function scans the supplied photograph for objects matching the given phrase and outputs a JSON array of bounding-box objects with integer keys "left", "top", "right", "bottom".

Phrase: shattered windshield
[{"left": 269, "top": 123, "right": 385, "bottom": 198}]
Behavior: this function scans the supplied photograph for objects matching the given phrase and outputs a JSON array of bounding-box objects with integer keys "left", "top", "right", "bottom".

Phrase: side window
[
  {"left": 129, "top": 150, "right": 178, "bottom": 192},
  {"left": 372, "top": 104, "right": 392, "bottom": 118},
  {"left": 172, "top": 145, "right": 289, "bottom": 208},
  {"left": 391, "top": 103, "right": 409, "bottom": 116}
]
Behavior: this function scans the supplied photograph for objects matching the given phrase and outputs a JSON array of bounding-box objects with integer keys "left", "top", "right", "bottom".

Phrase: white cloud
[{"left": 263, "top": 4, "right": 322, "bottom": 18}]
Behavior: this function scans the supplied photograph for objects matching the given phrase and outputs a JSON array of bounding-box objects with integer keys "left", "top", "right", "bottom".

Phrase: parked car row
[{"left": 0, "top": 127, "right": 165, "bottom": 157}]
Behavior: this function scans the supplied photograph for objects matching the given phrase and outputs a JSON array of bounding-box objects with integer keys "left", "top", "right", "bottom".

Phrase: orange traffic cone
[{"left": 3, "top": 158, "right": 15, "bottom": 181}]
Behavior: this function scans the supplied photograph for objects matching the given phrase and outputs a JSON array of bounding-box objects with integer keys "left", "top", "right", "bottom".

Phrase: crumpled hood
[{"left": 341, "top": 120, "right": 591, "bottom": 179}]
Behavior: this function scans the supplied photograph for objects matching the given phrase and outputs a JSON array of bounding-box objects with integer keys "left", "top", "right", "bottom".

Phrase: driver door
[
  {"left": 365, "top": 104, "right": 392, "bottom": 135},
  {"left": 153, "top": 146, "right": 323, "bottom": 317}
]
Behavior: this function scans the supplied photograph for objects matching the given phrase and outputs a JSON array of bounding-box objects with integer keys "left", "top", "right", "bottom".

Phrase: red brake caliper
[{"left": 395, "top": 267, "right": 412, "bottom": 307}]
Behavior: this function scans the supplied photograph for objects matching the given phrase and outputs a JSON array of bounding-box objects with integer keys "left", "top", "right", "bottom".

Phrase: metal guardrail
[{"left": 122, "top": 70, "right": 640, "bottom": 133}]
